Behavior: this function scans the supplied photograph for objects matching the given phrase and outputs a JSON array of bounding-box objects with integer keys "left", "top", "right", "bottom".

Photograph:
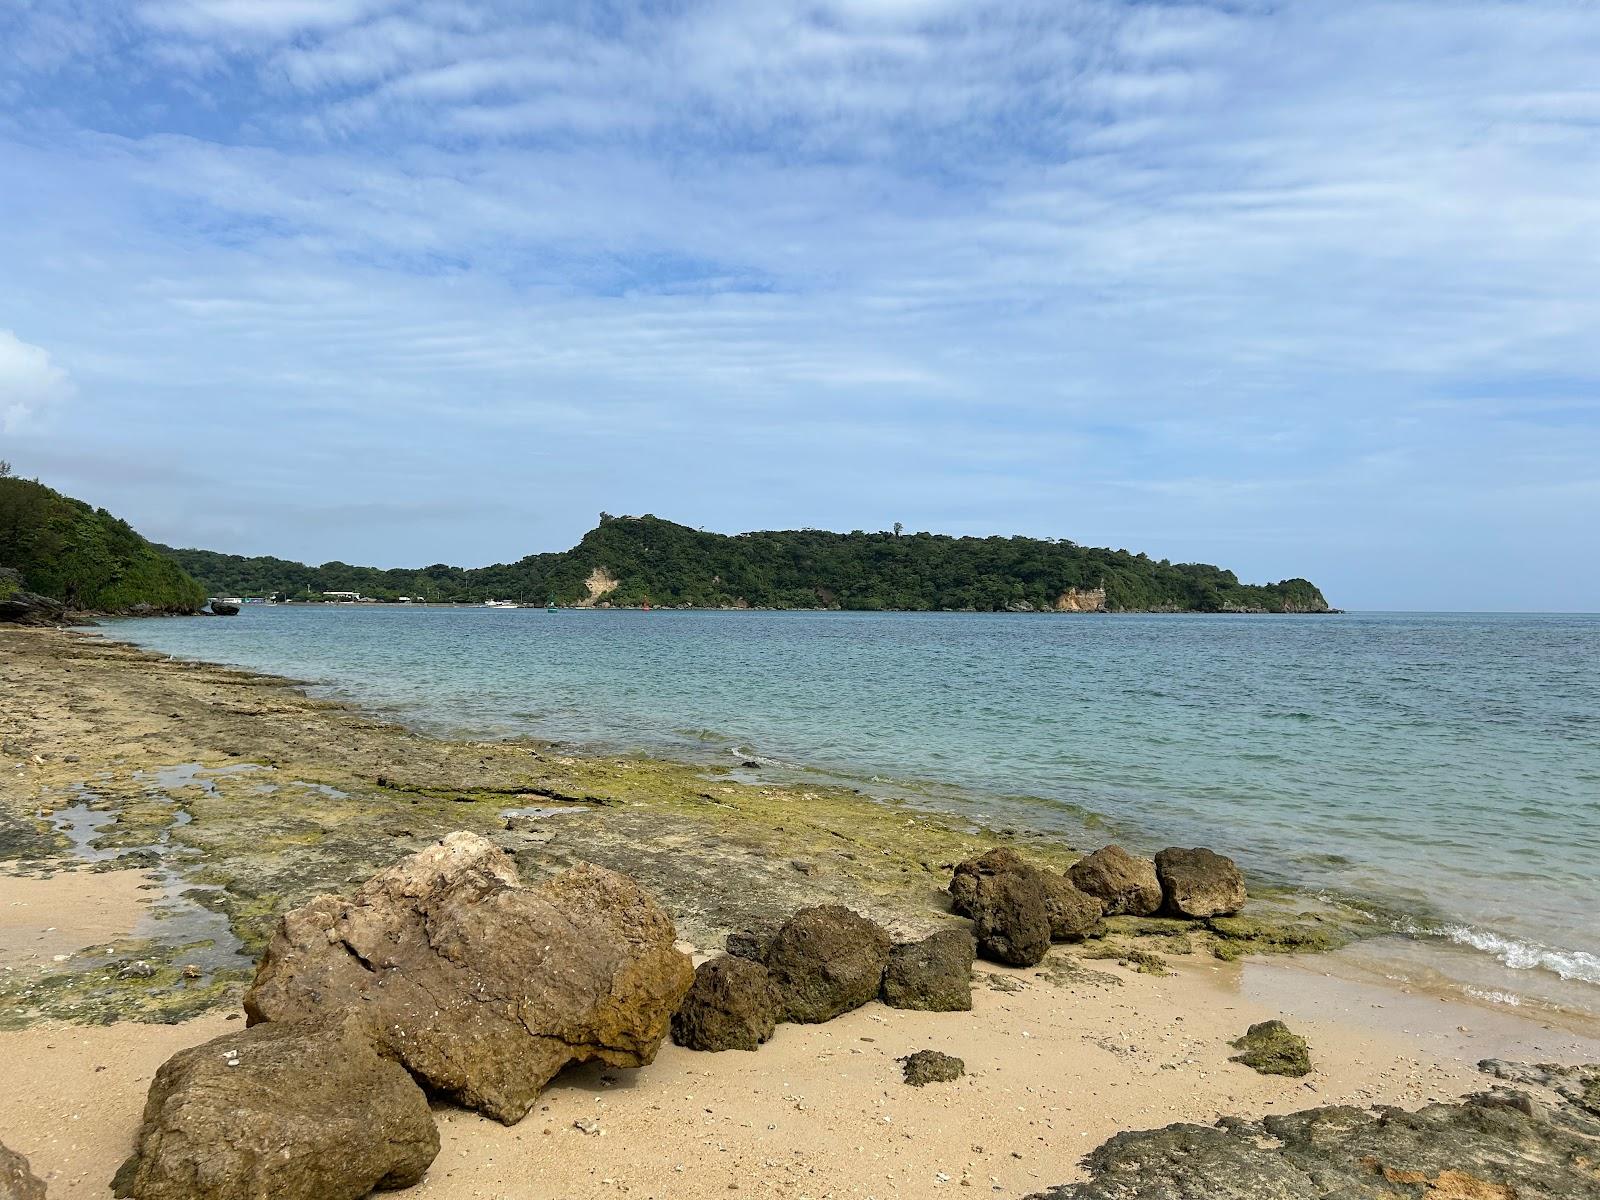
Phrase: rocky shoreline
[{"left": 2, "top": 626, "right": 1596, "bottom": 1198}]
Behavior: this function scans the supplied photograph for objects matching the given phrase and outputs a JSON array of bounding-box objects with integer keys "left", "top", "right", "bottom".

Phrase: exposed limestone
[
  {"left": 671, "top": 955, "right": 783, "bottom": 1052},
  {"left": 1053, "top": 586, "right": 1107, "bottom": 613},
  {"left": 112, "top": 1015, "right": 437, "bottom": 1200},
  {"left": 1068, "top": 845, "right": 1162, "bottom": 917},
  {"left": 1024, "top": 1092, "right": 1600, "bottom": 1199},
  {"left": 764, "top": 905, "right": 891, "bottom": 1024},
  {"left": 881, "top": 928, "right": 975, "bottom": 1012},
  {"left": 1154, "top": 847, "right": 1246, "bottom": 918},
  {"left": 1230, "top": 1020, "right": 1312, "bottom": 1077},
  {"left": 243, "top": 832, "right": 694, "bottom": 1124},
  {"left": 1479, "top": 1060, "right": 1600, "bottom": 1117}
]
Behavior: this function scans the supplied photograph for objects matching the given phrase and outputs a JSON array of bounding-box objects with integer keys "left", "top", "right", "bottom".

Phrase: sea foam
[{"left": 1436, "top": 923, "right": 1600, "bottom": 985}]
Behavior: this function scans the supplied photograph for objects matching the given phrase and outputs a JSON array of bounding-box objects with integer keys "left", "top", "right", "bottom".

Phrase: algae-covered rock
[
  {"left": 112, "top": 1015, "right": 437, "bottom": 1200},
  {"left": 970, "top": 869, "right": 1052, "bottom": 967},
  {"left": 1024, "top": 1091, "right": 1600, "bottom": 1199},
  {"left": 1229, "top": 1019, "right": 1311, "bottom": 1077},
  {"left": 764, "top": 905, "right": 891, "bottom": 1024},
  {"left": 244, "top": 832, "right": 694, "bottom": 1124},
  {"left": 1206, "top": 914, "right": 1342, "bottom": 959},
  {"left": 948, "top": 847, "right": 1027, "bottom": 917},
  {"left": 1068, "top": 845, "right": 1162, "bottom": 917},
  {"left": 882, "top": 928, "right": 975, "bottom": 1012},
  {"left": 1154, "top": 847, "right": 1245, "bottom": 918},
  {"left": 0, "top": 1141, "right": 46, "bottom": 1200},
  {"left": 672, "top": 955, "right": 782, "bottom": 1052},
  {"left": 950, "top": 848, "right": 1099, "bottom": 942},
  {"left": 901, "top": 1049, "right": 965, "bottom": 1087}
]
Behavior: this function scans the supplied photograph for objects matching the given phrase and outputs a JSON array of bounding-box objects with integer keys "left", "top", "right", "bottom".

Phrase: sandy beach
[{"left": 2, "top": 625, "right": 1596, "bottom": 1198}]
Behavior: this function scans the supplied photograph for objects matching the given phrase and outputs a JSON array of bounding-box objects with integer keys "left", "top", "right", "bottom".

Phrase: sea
[{"left": 98, "top": 605, "right": 1600, "bottom": 1019}]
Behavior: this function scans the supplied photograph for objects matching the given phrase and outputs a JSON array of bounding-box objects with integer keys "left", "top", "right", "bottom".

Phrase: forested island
[
  {"left": 163, "top": 513, "right": 1330, "bottom": 613},
  {"left": 0, "top": 475, "right": 206, "bottom": 618}
]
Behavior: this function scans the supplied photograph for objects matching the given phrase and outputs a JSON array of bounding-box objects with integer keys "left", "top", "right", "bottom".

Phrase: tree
[
  {"left": 0, "top": 461, "right": 10, "bottom": 478},
  {"left": 893, "top": 521, "right": 903, "bottom": 538}
]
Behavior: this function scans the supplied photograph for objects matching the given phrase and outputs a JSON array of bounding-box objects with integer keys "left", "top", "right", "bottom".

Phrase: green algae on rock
[{"left": 1229, "top": 1019, "right": 1312, "bottom": 1077}]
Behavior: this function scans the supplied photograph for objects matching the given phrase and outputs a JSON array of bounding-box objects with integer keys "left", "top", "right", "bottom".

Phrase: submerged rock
[
  {"left": 112, "top": 1016, "right": 437, "bottom": 1200},
  {"left": 0, "top": 1142, "right": 46, "bottom": 1200},
  {"left": 1229, "top": 1019, "right": 1312, "bottom": 1077},
  {"left": 1024, "top": 1092, "right": 1600, "bottom": 1199},
  {"left": 243, "top": 831, "right": 694, "bottom": 1124},
  {"left": 970, "top": 869, "right": 1052, "bottom": 967},
  {"left": 881, "top": 928, "right": 976, "bottom": 1011},
  {"left": 1068, "top": 845, "right": 1162, "bottom": 917},
  {"left": 764, "top": 905, "right": 891, "bottom": 1024},
  {"left": 901, "top": 1049, "right": 965, "bottom": 1087},
  {"left": 672, "top": 955, "right": 782, "bottom": 1052},
  {"left": 1155, "top": 847, "right": 1246, "bottom": 918}
]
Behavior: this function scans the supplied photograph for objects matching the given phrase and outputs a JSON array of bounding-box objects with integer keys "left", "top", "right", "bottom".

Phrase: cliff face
[{"left": 1053, "top": 587, "right": 1107, "bottom": 613}]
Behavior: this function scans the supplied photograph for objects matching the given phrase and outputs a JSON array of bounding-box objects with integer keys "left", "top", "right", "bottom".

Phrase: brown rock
[
  {"left": 948, "top": 847, "right": 1026, "bottom": 918},
  {"left": 672, "top": 955, "right": 782, "bottom": 1052},
  {"left": 1155, "top": 847, "right": 1246, "bottom": 918},
  {"left": 882, "top": 928, "right": 975, "bottom": 1011},
  {"left": 1041, "top": 872, "right": 1102, "bottom": 940},
  {"left": 765, "top": 905, "right": 892, "bottom": 1023},
  {"left": 1067, "top": 845, "right": 1162, "bottom": 917},
  {"left": 111, "top": 1016, "right": 437, "bottom": 1200},
  {"left": 970, "top": 870, "right": 1052, "bottom": 966},
  {"left": 0, "top": 1142, "right": 45, "bottom": 1200},
  {"left": 243, "top": 832, "right": 694, "bottom": 1124}
]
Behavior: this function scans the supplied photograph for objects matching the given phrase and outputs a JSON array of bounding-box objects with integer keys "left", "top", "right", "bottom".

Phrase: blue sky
[{"left": 1, "top": 1, "right": 1597, "bottom": 610}]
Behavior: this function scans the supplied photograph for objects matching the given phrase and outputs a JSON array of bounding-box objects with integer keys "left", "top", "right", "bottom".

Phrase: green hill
[
  {"left": 161, "top": 513, "right": 1330, "bottom": 614},
  {"left": 0, "top": 476, "right": 208, "bottom": 615}
]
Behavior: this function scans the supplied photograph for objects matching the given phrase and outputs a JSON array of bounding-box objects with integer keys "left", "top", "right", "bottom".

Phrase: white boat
[{"left": 482, "top": 599, "right": 520, "bottom": 609}]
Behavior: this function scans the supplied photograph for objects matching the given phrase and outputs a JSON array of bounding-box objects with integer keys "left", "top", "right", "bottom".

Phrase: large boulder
[
  {"left": 672, "top": 955, "right": 782, "bottom": 1052},
  {"left": 881, "top": 928, "right": 975, "bottom": 1011},
  {"left": 950, "top": 848, "right": 1099, "bottom": 941},
  {"left": 111, "top": 1016, "right": 437, "bottom": 1200},
  {"left": 0, "top": 1142, "right": 45, "bottom": 1200},
  {"left": 1067, "top": 845, "right": 1162, "bottom": 917},
  {"left": 1155, "top": 847, "right": 1246, "bottom": 918},
  {"left": 764, "top": 905, "right": 892, "bottom": 1023},
  {"left": 970, "top": 870, "right": 1052, "bottom": 966},
  {"left": 243, "top": 832, "right": 694, "bottom": 1125},
  {"left": 948, "top": 847, "right": 1027, "bottom": 917}
]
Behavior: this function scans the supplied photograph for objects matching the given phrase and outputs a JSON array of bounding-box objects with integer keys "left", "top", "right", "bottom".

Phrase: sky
[{"left": 1, "top": 1, "right": 1597, "bottom": 611}]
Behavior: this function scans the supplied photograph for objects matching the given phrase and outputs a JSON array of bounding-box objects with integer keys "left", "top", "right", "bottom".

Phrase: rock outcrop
[
  {"left": 969, "top": 870, "right": 1052, "bottom": 967},
  {"left": 881, "top": 929, "right": 975, "bottom": 1012},
  {"left": 1024, "top": 1092, "right": 1600, "bottom": 1199},
  {"left": 1155, "top": 847, "right": 1246, "bottom": 918},
  {"left": 1479, "top": 1059, "right": 1600, "bottom": 1117},
  {"left": 0, "top": 568, "right": 65, "bottom": 626},
  {"left": 1229, "top": 1020, "right": 1312, "bottom": 1077},
  {"left": 112, "top": 1016, "right": 437, "bottom": 1200},
  {"left": 672, "top": 955, "right": 783, "bottom": 1052},
  {"left": 764, "top": 905, "right": 891, "bottom": 1024},
  {"left": 0, "top": 1142, "right": 45, "bottom": 1200},
  {"left": 243, "top": 832, "right": 694, "bottom": 1124},
  {"left": 1068, "top": 845, "right": 1162, "bottom": 917},
  {"left": 901, "top": 1050, "right": 965, "bottom": 1087}
]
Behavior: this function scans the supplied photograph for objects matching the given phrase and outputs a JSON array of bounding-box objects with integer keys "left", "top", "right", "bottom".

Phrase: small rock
[
  {"left": 180, "top": 964, "right": 202, "bottom": 980},
  {"left": 573, "top": 1118, "right": 601, "bottom": 1136},
  {"left": 901, "top": 1050, "right": 965, "bottom": 1087},
  {"left": 1229, "top": 1020, "right": 1312, "bottom": 1077}
]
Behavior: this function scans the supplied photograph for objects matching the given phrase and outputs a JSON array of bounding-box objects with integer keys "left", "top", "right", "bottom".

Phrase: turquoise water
[{"left": 101, "top": 606, "right": 1600, "bottom": 1012}]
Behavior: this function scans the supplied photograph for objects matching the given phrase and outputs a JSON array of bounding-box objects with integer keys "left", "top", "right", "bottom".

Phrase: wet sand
[{"left": 2, "top": 625, "right": 1596, "bottom": 1198}]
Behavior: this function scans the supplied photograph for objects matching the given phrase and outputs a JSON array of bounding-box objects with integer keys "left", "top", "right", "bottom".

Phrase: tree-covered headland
[{"left": 162, "top": 514, "right": 1330, "bottom": 613}]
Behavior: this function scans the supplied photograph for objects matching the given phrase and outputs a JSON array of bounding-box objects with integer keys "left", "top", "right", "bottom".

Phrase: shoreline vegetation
[{"left": 3, "top": 625, "right": 1598, "bottom": 1197}]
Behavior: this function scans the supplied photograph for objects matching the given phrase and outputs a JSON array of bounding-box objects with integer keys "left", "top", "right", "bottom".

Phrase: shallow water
[{"left": 101, "top": 605, "right": 1600, "bottom": 1014}]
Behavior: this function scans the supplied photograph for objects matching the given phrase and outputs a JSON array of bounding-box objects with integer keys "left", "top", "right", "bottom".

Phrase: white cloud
[{"left": 0, "top": 331, "right": 73, "bottom": 434}]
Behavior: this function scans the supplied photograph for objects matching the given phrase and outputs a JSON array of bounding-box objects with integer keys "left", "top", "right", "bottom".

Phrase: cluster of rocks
[
  {"left": 114, "top": 832, "right": 695, "bottom": 1200},
  {"left": 672, "top": 906, "right": 976, "bottom": 1054},
  {"left": 946, "top": 842, "right": 1246, "bottom": 969}
]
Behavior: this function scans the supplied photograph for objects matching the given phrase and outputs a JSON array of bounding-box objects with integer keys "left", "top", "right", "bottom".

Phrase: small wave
[
  {"left": 1463, "top": 986, "right": 1522, "bottom": 1007},
  {"left": 1432, "top": 923, "right": 1600, "bottom": 984}
]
